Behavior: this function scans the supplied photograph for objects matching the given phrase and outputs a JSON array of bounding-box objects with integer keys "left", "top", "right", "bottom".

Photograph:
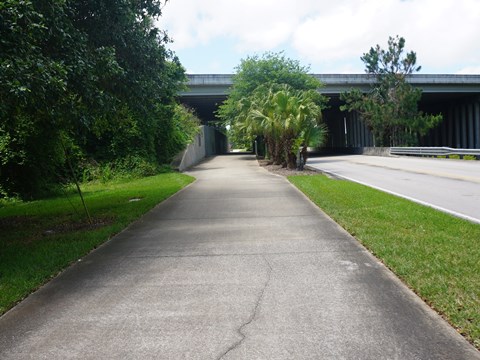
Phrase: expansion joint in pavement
[
  {"left": 216, "top": 256, "right": 273, "bottom": 360},
  {"left": 126, "top": 250, "right": 361, "bottom": 259}
]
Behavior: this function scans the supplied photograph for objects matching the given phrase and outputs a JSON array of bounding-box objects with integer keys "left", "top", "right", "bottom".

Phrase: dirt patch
[
  {"left": 0, "top": 215, "right": 114, "bottom": 244},
  {"left": 0, "top": 215, "right": 39, "bottom": 230},
  {"left": 43, "top": 217, "right": 114, "bottom": 236},
  {"left": 258, "top": 160, "right": 321, "bottom": 177}
]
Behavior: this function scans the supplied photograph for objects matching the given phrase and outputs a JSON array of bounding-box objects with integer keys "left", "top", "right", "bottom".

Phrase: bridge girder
[{"left": 179, "top": 74, "right": 480, "bottom": 150}]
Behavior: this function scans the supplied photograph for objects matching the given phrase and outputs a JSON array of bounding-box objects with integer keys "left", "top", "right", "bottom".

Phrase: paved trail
[{"left": 0, "top": 155, "right": 478, "bottom": 359}]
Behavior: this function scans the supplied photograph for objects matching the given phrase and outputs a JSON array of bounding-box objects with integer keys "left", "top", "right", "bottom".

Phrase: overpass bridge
[{"left": 179, "top": 74, "right": 480, "bottom": 153}]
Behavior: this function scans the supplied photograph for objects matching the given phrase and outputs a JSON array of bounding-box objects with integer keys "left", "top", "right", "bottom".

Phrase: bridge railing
[{"left": 390, "top": 147, "right": 480, "bottom": 156}]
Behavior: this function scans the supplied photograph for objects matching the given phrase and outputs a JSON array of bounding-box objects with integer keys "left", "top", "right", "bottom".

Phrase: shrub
[{"left": 79, "top": 155, "right": 166, "bottom": 183}]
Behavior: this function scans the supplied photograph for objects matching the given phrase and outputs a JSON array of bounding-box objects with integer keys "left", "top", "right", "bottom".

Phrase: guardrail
[{"left": 390, "top": 147, "right": 480, "bottom": 156}]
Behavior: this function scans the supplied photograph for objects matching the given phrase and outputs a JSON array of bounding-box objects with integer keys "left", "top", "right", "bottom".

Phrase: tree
[
  {"left": 341, "top": 36, "right": 442, "bottom": 146},
  {"left": 70, "top": 0, "right": 186, "bottom": 164},
  {"left": 217, "top": 52, "right": 328, "bottom": 166},
  {"left": 164, "top": 104, "right": 201, "bottom": 160},
  {"left": 0, "top": 0, "right": 186, "bottom": 199},
  {"left": 239, "top": 84, "right": 327, "bottom": 169},
  {"left": 0, "top": 0, "right": 81, "bottom": 197}
]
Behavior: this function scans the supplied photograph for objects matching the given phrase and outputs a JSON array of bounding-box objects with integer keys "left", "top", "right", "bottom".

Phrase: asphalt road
[
  {"left": 308, "top": 155, "right": 480, "bottom": 224},
  {"left": 0, "top": 155, "right": 478, "bottom": 359}
]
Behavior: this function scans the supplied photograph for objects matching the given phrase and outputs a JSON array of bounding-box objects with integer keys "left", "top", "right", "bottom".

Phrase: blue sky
[{"left": 160, "top": 0, "right": 480, "bottom": 75}]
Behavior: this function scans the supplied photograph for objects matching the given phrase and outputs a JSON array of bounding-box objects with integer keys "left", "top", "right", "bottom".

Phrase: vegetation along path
[{"left": 0, "top": 155, "right": 478, "bottom": 359}]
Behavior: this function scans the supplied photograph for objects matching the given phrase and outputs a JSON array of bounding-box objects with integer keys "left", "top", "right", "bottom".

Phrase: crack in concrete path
[{"left": 216, "top": 256, "right": 273, "bottom": 360}]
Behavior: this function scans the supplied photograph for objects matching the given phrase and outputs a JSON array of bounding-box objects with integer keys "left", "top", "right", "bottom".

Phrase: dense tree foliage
[
  {"left": 0, "top": 0, "right": 191, "bottom": 199},
  {"left": 217, "top": 52, "right": 327, "bottom": 167},
  {"left": 238, "top": 84, "right": 327, "bottom": 169},
  {"left": 341, "top": 36, "right": 442, "bottom": 146}
]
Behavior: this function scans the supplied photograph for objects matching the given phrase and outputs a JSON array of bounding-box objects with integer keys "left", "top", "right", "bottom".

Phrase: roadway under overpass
[{"left": 179, "top": 74, "right": 480, "bottom": 154}]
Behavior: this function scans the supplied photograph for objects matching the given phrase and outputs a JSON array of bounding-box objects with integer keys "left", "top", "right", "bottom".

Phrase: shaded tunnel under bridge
[{"left": 179, "top": 74, "right": 480, "bottom": 155}]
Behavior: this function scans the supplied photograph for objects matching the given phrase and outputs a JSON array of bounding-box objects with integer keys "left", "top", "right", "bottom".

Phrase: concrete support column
[
  {"left": 455, "top": 106, "right": 461, "bottom": 148},
  {"left": 461, "top": 105, "right": 467, "bottom": 148},
  {"left": 434, "top": 119, "right": 441, "bottom": 146},
  {"left": 357, "top": 119, "right": 361, "bottom": 146},
  {"left": 358, "top": 113, "right": 366, "bottom": 147},
  {"left": 355, "top": 112, "right": 360, "bottom": 146},
  {"left": 441, "top": 110, "right": 447, "bottom": 146},
  {"left": 468, "top": 104, "right": 474, "bottom": 148},
  {"left": 336, "top": 115, "right": 343, "bottom": 147},
  {"left": 349, "top": 116, "right": 354, "bottom": 146},
  {"left": 334, "top": 116, "right": 341, "bottom": 147},
  {"left": 357, "top": 113, "right": 363, "bottom": 146},
  {"left": 352, "top": 113, "right": 358, "bottom": 147},
  {"left": 355, "top": 113, "right": 360, "bottom": 147},
  {"left": 448, "top": 107, "right": 454, "bottom": 147},
  {"left": 361, "top": 116, "right": 367, "bottom": 146},
  {"left": 475, "top": 102, "right": 480, "bottom": 148}
]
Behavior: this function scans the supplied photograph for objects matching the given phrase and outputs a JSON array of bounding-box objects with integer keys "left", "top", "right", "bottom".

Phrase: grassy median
[
  {"left": 289, "top": 174, "right": 480, "bottom": 349},
  {"left": 0, "top": 173, "right": 194, "bottom": 315}
]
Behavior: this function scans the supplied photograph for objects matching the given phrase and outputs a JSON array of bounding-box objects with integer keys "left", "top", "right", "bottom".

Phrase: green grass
[
  {"left": 289, "top": 174, "right": 480, "bottom": 349},
  {"left": 0, "top": 173, "right": 194, "bottom": 315}
]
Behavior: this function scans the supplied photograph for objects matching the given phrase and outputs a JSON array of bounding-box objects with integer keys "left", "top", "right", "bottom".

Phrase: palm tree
[
  {"left": 245, "top": 84, "right": 327, "bottom": 169},
  {"left": 285, "top": 89, "right": 327, "bottom": 169},
  {"left": 246, "top": 87, "right": 284, "bottom": 164}
]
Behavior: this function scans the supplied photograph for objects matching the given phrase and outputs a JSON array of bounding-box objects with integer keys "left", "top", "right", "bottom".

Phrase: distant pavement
[{"left": 307, "top": 155, "right": 480, "bottom": 224}]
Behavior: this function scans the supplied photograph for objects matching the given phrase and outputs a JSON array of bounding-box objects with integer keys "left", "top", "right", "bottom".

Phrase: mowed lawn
[
  {"left": 289, "top": 174, "right": 480, "bottom": 349},
  {"left": 0, "top": 173, "right": 194, "bottom": 315}
]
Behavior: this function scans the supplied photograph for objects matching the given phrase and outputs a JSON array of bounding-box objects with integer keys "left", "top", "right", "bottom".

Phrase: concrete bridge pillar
[
  {"left": 468, "top": 104, "right": 474, "bottom": 148},
  {"left": 475, "top": 102, "right": 480, "bottom": 148},
  {"left": 447, "top": 107, "right": 454, "bottom": 147},
  {"left": 449, "top": 99, "right": 480, "bottom": 149},
  {"left": 461, "top": 105, "right": 467, "bottom": 148}
]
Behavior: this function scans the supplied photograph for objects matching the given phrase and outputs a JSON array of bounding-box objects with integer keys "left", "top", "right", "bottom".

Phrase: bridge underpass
[
  {"left": 180, "top": 94, "right": 229, "bottom": 155},
  {"left": 179, "top": 74, "right": 480, "bottom": 155}
]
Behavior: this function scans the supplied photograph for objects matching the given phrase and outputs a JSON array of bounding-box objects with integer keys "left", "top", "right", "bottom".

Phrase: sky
[{"left": 159, "top": 0, "right": 480, "bottom": 75}]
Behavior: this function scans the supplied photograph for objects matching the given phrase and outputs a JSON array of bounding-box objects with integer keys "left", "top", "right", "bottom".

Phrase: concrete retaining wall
[
  {"left": 203, "top": 126, "right": 217, "bottom": 156},
  {"left": 171, "top": 126, "right": 206, "bottom": 171}
]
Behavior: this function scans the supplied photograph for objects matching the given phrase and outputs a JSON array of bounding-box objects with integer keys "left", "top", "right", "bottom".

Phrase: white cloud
[
  {"left": 292, "top": 0, "right": 480, "bottom": 71},
  {"left": 291, "top": 1, "right": 380, "bottom": 62},
  {"left": 401, "top": 0, "right": 480, "bottom": 71},
  {"left": 160, "top": 0, "right": 480, "bottom": 73},
  {"left": 456, "top": 66, "right": 480, "bottom": 75}
]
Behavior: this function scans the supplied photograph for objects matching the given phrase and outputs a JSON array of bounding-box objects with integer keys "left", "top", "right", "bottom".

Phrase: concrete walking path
[{"left": 0, "top": 155, "right": 478, "bottom": 359}]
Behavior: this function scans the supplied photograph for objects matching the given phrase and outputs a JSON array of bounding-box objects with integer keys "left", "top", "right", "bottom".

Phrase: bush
[
  {"left": 115, "top": 156, "right": 160, "bottom": 178},
  {"left": 157, "top": 105, "right": 201, "bottom": 164},
  {"left": 80, "top": 155, "right": 166, "bottom": 183}
]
